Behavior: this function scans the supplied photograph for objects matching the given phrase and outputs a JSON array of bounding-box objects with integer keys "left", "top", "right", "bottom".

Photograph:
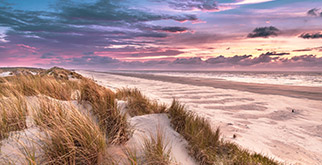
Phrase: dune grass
[
  {"left": 80, "top": 79, "right": 130, "bottom": 144},
  {"left": 116, "top": 88, "right": 167, "bottom": 116},
  {"left": 1, "top": 67, "right": 130, "bottom": 145},
  {"left": 142, "top": 128, "right": 171, "bottom": 165},
  {"left": 0, "top": 67, "right": 130, "bottom": 164},
  {"left": 0, "top": 92, "right": 28, "bottom": 141},
  {"left": 0, "top": 75, "right": 80, "bottom": 100},
  {"left": 33, "top": 98, "right": 107, "bottom": 164},
  {"left": 121, "top": 128, "right": 171, "bottom": 165},
  {"left": 123, "top": 147, "right": 140, "bottom": 165},
  {"left": 168, "top": 99, "right": 278, "bottom": 165}
]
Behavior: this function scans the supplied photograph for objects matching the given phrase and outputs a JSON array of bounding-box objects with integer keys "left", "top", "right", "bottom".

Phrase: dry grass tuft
[
  {"left": 121, "top": 128, "right": 171, "bottom": 165},
  {"left": 116, "top": 88, "right": 167, "bottom": 116},
  {"left": 142, "top": 128, "right": 171, "bottom": 165},
  {"left": 0, "top": 93, "right": 28, "bottom": 141},
  {"left": 33, "top": 98, "right": 106, "bottom": 164},
  {"left": 80, "top": 79, "right": 130, "bottom": 144},
  {"left": 0, "top": 75, "right": 80, "bottom": 100},
  {"left": 123, "top": 147, "right": 140, "bottom": 165},
  {"left": 168, "top": 99, "right": 278, "bottom": 165}
]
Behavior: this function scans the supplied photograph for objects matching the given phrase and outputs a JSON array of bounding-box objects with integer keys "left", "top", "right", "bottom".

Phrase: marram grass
[{"left": 168, "top": 99, "right": 279, "bottom": 165}]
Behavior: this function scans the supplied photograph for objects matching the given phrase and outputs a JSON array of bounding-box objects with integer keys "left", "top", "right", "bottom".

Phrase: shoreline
[{"left": 98, "top": 71, "right": 322, "bottom": 101}]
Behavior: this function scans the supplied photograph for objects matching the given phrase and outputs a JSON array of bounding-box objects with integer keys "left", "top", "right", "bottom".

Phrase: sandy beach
[{"left": 79, "top": 70, "right": 322, "bottom": 165}]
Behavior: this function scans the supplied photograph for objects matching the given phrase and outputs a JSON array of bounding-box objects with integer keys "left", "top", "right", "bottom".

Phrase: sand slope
[{"left": 127, "top": 114, "right": 197, "bottom": 165}]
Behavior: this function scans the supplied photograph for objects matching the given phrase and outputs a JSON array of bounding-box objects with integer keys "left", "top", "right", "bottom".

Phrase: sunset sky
[{"left": 0, "top": 0, "right": 322, "bottom": 70}]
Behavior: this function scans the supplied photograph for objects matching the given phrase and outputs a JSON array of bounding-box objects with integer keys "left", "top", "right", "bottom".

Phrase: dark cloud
[
  {"left": 206, "top": 55, "right": 252, "bottom": 65},
  {"left": 0, "top": 0, "right": 198, "bottom": 58},
  {"left": 167, "top": 14, "right": 198, "bottom": 22},
  {"left": 293, "top": 48, "right": 313, "bottom": 52},
  {"left": 307, "top": 8, "right": 322, "bottom": 17},
  {"left": 43, "top": 53, "right": 322, "bottom": 70},
  {"left": 247, "top": 26, "right": 280, "bottom": 38},
  {"left": 173, "top": 57, "right": 203, "bottom": 64},
  {"left": 155, "top": 0, "right": 218, "bottom": 11},
  {"left": 65, "top": 56, "right": 120, "bottom": 67},
  {"left": 136, "top": 24, "right": 191, "bottom": 34},
  {"left": 57, "top": 0, "right": 198, "bottom": 25},
  {"left": 83, "top": 52, "right": 94, "bottom": 55},
  {"left": 293, "top": 46, "right": 322, "bottom": 52},
  {"left": 130, "top": 50, "right": 184, "bottom": 57},
  {"left": 261, "top": 52, "right": 290, "bottom": 56},
  {"left": 160, "top": 27, "right": 189, "bottom": 33},
  {"left": 206, "top": 52, "right": 289, "bottom": 66},
  {"left": 299, "top": 32, "right": 322, "bottom": 39}
]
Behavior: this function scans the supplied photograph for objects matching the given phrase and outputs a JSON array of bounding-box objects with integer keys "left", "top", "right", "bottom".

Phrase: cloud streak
[
  {"left": 307, "top": 8, "right": 322, "bottom": 17},
  {"left": 157, "top": 0, "right": 219, "bottom": 11},
  {"left": 299, "top": 32, "right": 322, "bottom": 39},
  {"left": 234, "top": 0, "right": 275, "bottom": 5},
  {"left": 40, "top": 52, "right": 322, "bottom": 70}
]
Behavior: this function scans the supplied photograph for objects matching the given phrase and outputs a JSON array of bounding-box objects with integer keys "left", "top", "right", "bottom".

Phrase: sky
[{"left": 0, "top": 0, "right": 322, "bottom": 70}]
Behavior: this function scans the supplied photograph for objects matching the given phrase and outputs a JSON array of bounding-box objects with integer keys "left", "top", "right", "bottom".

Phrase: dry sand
[
  {"left": 78, "top": 70, "right": 322, "bottom": 165},
  {"left": 105, "top": 72, "right": 322, "bottom": 101}
]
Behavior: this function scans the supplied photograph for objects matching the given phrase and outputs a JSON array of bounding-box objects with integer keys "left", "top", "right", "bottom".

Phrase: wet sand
[{"left": 105, "top": 72, "right": 322, "bottom": 101}]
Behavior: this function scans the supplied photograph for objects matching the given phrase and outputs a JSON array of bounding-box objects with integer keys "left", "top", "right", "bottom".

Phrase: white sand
[
  {"left": 0, "top": 72, "right": 12, "bottom": 77},
  {"left": 113, "top": 100, "right": 196, "bottom": 164},
  {"left": 126, "top": 113, "right": 197, "bottom": 165},
  {"left": 78, "top": 70, "right": 322, "bottom": 165}
]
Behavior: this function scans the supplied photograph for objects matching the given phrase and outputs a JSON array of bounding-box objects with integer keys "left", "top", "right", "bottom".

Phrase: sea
[{"left": 112, "top": 70, "right": 322, "bottom": 87}]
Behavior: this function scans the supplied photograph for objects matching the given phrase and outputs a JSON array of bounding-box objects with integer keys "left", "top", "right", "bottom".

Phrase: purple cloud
[
  {"left": 247, "top": 26, "right": 280, "bottom": 38},
  {"left": 299, "top": 32, "right": 322, "bottom": 39}
]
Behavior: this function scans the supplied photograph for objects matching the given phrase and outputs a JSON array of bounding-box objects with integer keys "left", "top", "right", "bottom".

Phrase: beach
[{"left": 78, "top": 70, "right": 322, "bottom": 164}]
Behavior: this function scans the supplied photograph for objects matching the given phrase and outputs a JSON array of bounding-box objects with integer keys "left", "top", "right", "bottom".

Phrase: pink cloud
[{"left": 17, "top": 44, "right": 37, "bottom": 50}]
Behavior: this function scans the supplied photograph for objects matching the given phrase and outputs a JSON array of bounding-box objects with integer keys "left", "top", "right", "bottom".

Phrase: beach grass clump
[
  {"left": 0, "top": 93, "right": 28, "bottom": 141},
  {"left": 168, "top": 99, "right": 219, "bottom": 164},
  {"left": 116, "top": 88, "right": 167, "bottom": 116},
  {"left": 80, "top": 79, "right": 130, "bottom": 144},
  {"left": 1, "top": 74, "right": 80, "bottom": 100},
  {"left": 142, "top": 129, "right": 171, "bottom": 165},
  {"left": 168, "top": 99, "right": 278, "bottom": 165},
  {"left": 1, "top": 67, "right": 130, "bottom": 145},
  {"left": 33, "top": 98, "right": 106, "bottom": 164}
]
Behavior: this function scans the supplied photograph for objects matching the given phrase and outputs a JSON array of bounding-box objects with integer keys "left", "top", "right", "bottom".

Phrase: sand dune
[{"left": 79, "top": 70, "right": 322, "bottom": 165}]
